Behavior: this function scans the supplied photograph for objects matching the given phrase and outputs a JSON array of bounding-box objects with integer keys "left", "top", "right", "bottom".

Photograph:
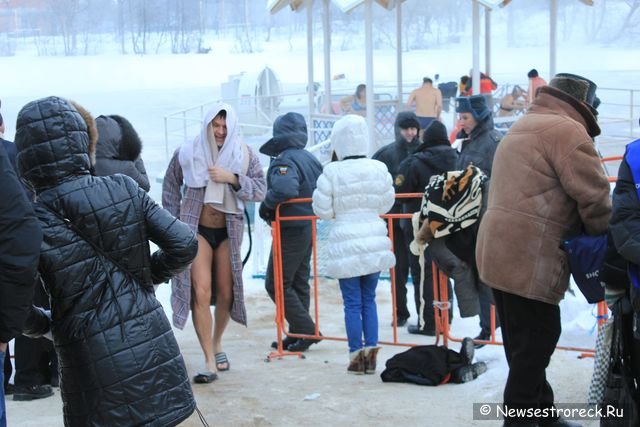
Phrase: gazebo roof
[
  {"left": 268, "top": 0, "right": 593, "bottom": 15},
  {"left": 267, "top": 0, "right": 305, "bottom": 14},
  {"left": 268, "top": 0, "right": 404, "bottom": 15}
]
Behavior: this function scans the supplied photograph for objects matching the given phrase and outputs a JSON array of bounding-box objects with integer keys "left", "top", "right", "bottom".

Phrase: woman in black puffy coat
[
  {"left": 94, "top": 114, "right": 150, "bottom": 192},
  {"left": 15, "top": 96, "right": 198, "bottom": 427}
]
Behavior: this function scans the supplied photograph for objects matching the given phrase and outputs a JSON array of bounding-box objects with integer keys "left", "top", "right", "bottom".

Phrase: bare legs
[
  {"left": 191, "top": 236, "right": 233, "bottom": 373},
  {"left": 212, "top": 240, "right": 232, "bottom": 367}
]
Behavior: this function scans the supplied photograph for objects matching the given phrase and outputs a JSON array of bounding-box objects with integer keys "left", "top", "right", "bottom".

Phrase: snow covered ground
[{"left": 2, "top": 32, "right": 639, "bottom": 426}]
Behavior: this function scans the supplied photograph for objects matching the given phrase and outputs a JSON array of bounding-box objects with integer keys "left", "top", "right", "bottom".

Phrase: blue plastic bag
[{"left": 562, "top": 234, "right": 607, "bottom": 304}]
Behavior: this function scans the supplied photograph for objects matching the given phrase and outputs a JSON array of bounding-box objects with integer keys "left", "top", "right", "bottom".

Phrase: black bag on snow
[{"left": 380, "top": 345, "right": 467, "bottom": 386}]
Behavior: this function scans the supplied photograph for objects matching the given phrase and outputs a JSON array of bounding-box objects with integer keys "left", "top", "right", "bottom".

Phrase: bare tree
[
  {"left": 117, "top": 0, "right": 127, "bottom": 53},
  {"left": 128, "top": 0, "right": 150, "bottom": 54},
  {"left": 610, "top": 0, "right": 640, "bottom": 41},
  {"left": 49, "top": 0, "right": 81, "bottom": 55}
]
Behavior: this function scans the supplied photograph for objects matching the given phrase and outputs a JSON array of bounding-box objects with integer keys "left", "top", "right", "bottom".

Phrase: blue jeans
[
  {"left": 339, "top": 272, "right": 380, "bottom": 353},
  {"left": 1, "top": 349, "right": 6, "bottom": 427}
]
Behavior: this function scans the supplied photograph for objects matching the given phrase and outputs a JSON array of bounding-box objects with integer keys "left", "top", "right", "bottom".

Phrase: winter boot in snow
[
  {"left": 363, "top": 346, "right": 381, "bottom": 374},
  {"left": 473, "top": 329, "right": 492, "bottom": 349},
  {"left": 451, "top": 361, "right": 487, "bottom": 383},
  {"left": 459, "top": 337, "right": 475, "bottom": 365},
  {"left": 347, "top": 349, "right": 365, "bottom": 375}
]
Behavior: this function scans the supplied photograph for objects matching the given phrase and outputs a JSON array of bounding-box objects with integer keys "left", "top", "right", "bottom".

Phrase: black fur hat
[{"left": 398, "top": 116, "right": 420, "bottom": 130}]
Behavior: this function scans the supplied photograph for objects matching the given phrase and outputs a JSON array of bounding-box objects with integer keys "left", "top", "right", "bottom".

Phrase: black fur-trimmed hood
[{"left": 95, "top": 115, "right": 143, "bottom": 161}]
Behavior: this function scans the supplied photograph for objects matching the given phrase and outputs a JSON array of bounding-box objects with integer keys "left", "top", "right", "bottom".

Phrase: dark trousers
[
  {"left": 479, "top": 281, "right": 498, "bottom": 334},
  {"left": 428, "top": 238, "right": 477, "bottom": 318},
  {"left": 392, "top": 221, "right": 411, "bottom": 321},
  {"left": 14, "top": 283, "right": 57, "bottom": 387},
  {"left": 3, "top": 346, "right": 10, "bottom": 389},
  {"left": 493, "top": 288, "right": 561, "bottom": 425},
  {"left": 14, "top": 337, "right": 56, "bottom": 387},
  {"left": 423, "top": 240, "right": 455, "bottom": 330},
  {"left": 624, "top": 313, "right": 640, "bottom": 386},
  {"left": 265, "top": 225, "right": 316, "bottom": 335},
  {"left": 403, "top": 222, "right": 435, "bottom": 327}
]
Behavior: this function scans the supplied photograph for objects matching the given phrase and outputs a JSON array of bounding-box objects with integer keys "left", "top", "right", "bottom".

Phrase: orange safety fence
[
  {"left": 267, "top": 186, "right": 613, "bottom": 360},
  {"left": 430, "top": 263, "right": 609, "bottom": 358},
  {"left": 602, "top": 155, "right": 623, "bottom": 183},
  {"left": 268, "top": 194, "right": 423, "bottom": 360}
]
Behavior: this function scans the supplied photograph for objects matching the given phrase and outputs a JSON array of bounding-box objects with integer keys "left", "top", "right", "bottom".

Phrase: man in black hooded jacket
[
  {"left": 0, "top": 142, "right": 42, "bottom": 423},
  {"left": 260, "top": 112, "right": 323, "bottom": 352},
  {"left": 373, "top": 111, "right": 422, "bottom": 328},
  {"left": 0, "top": 105, "right": 58, "bottom": 402}
]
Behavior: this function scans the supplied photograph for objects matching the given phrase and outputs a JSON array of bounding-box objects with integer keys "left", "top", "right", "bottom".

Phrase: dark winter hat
[
  {"left": 550, "top": 73, "right": 600, "bottom": 111},
  {"left": 398, "top": 115, "right": 420, "bottom": 130},
  {"left": 455, "top": 95, "right": 490, "bottom": 122},
  {"left": 554, "top": 73, "right": 600, "bottom": 114},
  {"left": 527, "top": 69, "right": 539, "bottom": 78},
  {"left": 422, "top": 120, "right": 449, "bottom": 147},
  {"left": 549, "top": 77, "right": 588, "bottom": 105},
  {"left": 0, "top": 98, "right": 3, "bottom": 127}
]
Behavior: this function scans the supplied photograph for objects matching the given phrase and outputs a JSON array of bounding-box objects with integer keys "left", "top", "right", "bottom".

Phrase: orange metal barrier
[
  {"left": 430, "top": 263, "right": 607, "bottom": 357},
  {"left": 266, "top": 191, "right": 609, "bottom": 360},
  {"left": 267, "top": 194, "right": 423, "bottom": 360},
  {"left": 603, "top": 155, "right": 623, "bottom": 182},
  {"left": 601, "top": 155, "right": 623, "bottom": 163}
]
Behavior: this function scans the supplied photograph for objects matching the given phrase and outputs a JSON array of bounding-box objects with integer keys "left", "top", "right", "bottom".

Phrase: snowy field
[{"left": 2, "top": 31, "right": 640, "bottom": 426}]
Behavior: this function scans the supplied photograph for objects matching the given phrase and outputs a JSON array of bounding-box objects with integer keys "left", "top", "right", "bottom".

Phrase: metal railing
[
  {"left": 597, "top": 88, "right": 640, "bottom": 139},
  {"left": 164, "top": 85, "right": 640, "bottom": 163},
  {"left": 164, "top": 92, "right": 404, "bottom": 162}
]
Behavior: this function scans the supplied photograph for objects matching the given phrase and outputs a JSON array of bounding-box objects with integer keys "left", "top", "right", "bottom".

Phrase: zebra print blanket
[{"left": 420, "top": 165, "right": 487, "bottom": 239}]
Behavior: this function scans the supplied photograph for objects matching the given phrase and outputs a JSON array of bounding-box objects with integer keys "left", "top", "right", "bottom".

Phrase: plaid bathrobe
[{"left": 162, "top": 145, "right": 266, "bottom": 328}]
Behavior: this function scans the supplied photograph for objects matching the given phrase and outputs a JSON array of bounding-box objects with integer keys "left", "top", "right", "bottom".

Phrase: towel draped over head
[{"left": 179, "top": 103, "right": 245, "bottom": 212}]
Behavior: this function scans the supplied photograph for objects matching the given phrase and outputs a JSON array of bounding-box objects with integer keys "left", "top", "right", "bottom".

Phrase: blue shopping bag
[{"left": 562, "top": 234, "right": 607, "bottom": 304}]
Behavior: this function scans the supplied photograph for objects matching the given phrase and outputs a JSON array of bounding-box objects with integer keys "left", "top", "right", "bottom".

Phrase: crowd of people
[{"left": 0, "top": 68, "right": 635, "bottom": 427}]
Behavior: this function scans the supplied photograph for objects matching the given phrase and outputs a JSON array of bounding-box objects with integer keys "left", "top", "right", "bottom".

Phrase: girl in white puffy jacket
[{"left": 312, "top": 115, "right": 396, "bottom": 374}]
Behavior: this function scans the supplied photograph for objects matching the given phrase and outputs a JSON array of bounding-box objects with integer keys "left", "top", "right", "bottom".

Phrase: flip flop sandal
[
  {"left": 193, "top": 371, "right": 218, "bottom": 384},
  {"left": 215, "top": 352, "right": 230, "bottom": 371}
]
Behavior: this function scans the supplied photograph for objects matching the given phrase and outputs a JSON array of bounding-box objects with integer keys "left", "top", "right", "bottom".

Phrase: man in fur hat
[
  {"left": 476, "top": 74, "right": 610, "bottom": 427},
  {"left": 373, "top": 112, "right": 423, "bottom": 331}
]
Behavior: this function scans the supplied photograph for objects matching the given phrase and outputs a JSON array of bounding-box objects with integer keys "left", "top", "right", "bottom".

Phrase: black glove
[
  {"left": 22, "top": 305, "right": 52, "bottom": 339},
  {"left": 259, "top": 203, "right": 275, "bottom": 223}
]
